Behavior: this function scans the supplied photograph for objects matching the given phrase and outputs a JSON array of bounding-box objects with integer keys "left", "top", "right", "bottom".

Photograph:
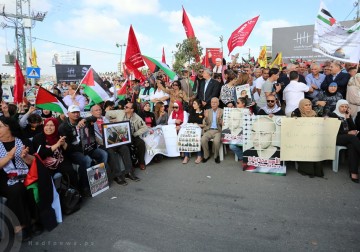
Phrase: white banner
[{"left": 313, "top": 2, "right": 360, "bottom": 63}]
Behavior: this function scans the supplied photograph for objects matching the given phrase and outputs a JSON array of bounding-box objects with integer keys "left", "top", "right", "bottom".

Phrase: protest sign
[
  {"left": 235, "top": 84, "right": 251, "bottom": 99},
  {"left": 177, "top": 124, "right": 202, "bottom": 152},
  {"left": 242, "top": 115, "right": 286, "bottom": 175},
  {"left": 221, "top": 108, "right": 250, "bottom": 144},
  {"left": 280, "top": 117, "right": 340, "bottom": 161},
  {"left": 79, "top": 125, "right": 96, "bottom": 155},
  {"left": 143, "top": 125, "right": 180, "bottom": 164},
  {"left": 86, "top": 163, "right": 109, "bottom": 197}
]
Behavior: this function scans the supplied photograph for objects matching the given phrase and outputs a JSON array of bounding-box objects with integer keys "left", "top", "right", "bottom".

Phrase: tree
[{"left": 173, "top": 38, "right": 203, "bottom": 74}]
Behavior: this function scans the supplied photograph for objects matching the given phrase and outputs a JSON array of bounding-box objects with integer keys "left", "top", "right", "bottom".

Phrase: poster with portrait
[
  {"left": 79, "top": 125, "right": 97, "bottom": 155},
  {"left": 242, "top": 115, "right": 286, "bottom": 175},
  {"left": 143, "top": 125, "right": 180, "bottom": 165},
  {"left": 102, "top": 121, "right": 131, "bottom": 149},
  {"left": 221, "top": 108, "right": 250, "bottom": 144},
  {"left": 86, "top": 163, "right": 109, "bottom": 197},
  {"left": 235, "top": 84, "right": 251, "bottom": 99},
  {"left": 177, "top": 124, "right": 202, "bottom": 152}
]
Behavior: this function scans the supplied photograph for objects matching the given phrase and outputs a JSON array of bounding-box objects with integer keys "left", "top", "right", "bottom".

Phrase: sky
[{"left": 0, "top": 0, "right": 358, "bottom": 76}]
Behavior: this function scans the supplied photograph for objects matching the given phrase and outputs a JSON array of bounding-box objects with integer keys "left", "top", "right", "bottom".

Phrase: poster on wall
[{"left": 242, "top": 115, "right": 286, "bottom": 175}]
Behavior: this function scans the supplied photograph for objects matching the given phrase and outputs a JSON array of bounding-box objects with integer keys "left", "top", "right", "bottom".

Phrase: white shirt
[
  {"left": 283, "top": 80, "right": 310, "bottom": 116},
  {"left": 150, "top": 89, "right": 169, "bottom": 105},
  {"left": 253, "top": 76, "right": 266, "bottom": 101},
  {"left": 63, "top": 94, "right": 87, "bottom": 111}
]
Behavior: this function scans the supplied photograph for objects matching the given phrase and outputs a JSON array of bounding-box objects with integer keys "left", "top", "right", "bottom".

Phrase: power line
[
  {"left": 32, "top": 36, "right": 121, "bottom": 55},
  {"left": 343, "top": 1, "right": 358, "bottom": 21}
]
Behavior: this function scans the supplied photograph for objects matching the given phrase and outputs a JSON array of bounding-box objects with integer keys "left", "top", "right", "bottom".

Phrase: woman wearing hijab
[
  {"left": 139, "top": 101, "right": 156, "bottom": 128},
  {"left": 41, "top": 109, "right": 53, "bottom": 119},
  {"left": 291, "top": 98, "right": 317, "bottom": 118},
  {"left": 312, "top": 82, "right": 343, "bottom": 116},
  {"left": 329, "top": 99, "right": 360, "bottom": 183},
  {"left": 32, "top": 118, "right": 79, "bottom": 188},
  {"left": 139, "top": 80, "right": 154, "bottom": 111},
  {"left": 291, "top": 99, "right": 323, "bottom": 177},
  {"left": 168, "top": 100, "right": 188, "bottom": 133}
]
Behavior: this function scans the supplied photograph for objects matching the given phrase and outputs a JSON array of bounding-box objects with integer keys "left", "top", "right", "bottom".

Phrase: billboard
[
  {"left": 272, "top": 21, "right": 354, "bottom": 63},
  {"left": 52, "top": 51, "right": 80, "bottom": 65},
  {"left": 55, "top": 65, "right": 90, "bottom": 83},
  {"left": 203, "top": 48, "right": 223, "bottom": 68}
]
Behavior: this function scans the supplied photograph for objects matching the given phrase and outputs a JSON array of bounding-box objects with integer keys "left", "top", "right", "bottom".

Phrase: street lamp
[{"left": 115, "top": 43, "right": 126, "bottom": 75}]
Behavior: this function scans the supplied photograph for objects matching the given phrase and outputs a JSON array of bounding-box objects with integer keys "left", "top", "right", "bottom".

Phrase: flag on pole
[
  {"left": 14, "top": 60, "right": 25, "bottom": 104},
  {"left": 227, "top": 16, "right": 259, "bottom": 56},
  {"left": 80, "top": 68, "right": 112, "bottom": 104},
  {"left": 313, "top": 2, "right": 360, "bottom": 63},
  {"left": 35, "top": 87, "right": 68, "bottom": 114},
  {"left": 142, "top": 55, "right": 178, "bottom": 80},
  {"left": 258, "top": 45, "right": 267, "bottom": 68},
  {"left": 117, "top": 79, "right": 128, "bottom": 100},
  {"left": 31, "top": 48, "right": 38, "bottom": 67},
  {"left": 270, "top": 52, "right": 283, "bottom": 69},
  {"left": 125, "top": 25, "right": 145, "bottom": 69},
  {"left": 162, "top": 47, "right": 166, "bottom": 64},
  {"left": 182, "top": 6, "right": 200, "bottom": 62}
]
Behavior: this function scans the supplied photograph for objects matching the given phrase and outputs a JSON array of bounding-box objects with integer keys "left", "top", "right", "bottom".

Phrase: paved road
[{"left": 20, "top": 154, "right": 360, "bottom": 252}]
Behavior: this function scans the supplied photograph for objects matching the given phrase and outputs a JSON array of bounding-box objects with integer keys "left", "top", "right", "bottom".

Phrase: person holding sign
[{"left": 329, "top": 100, "right": 360, "bottom": 183}]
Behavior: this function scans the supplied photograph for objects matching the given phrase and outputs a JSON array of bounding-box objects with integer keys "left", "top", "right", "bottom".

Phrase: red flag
[
  {"left": 14, "top": 60, "right": 25, "bottom": 103},
  {"left": 162, "top": 47, "right": 166, "bottom": 64},
  {"left": 182, "top": 6, "right": 195, "bottom": 38},
  {"left": 125, "top": 25, "right": 145, "bottom": 69},
  {"left": 125, "top": 62, "right": 146, "bottom": 82},
  {"left": 227, "top": 16, "right": 259, "bottom": 55},
  {"left": 182, "top": 6, "right": 200, "bottom": 62}
]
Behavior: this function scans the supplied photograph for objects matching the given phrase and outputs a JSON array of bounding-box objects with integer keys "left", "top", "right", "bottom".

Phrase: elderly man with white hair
[
  {"left": 321, "top": 60, "right": 351, "bottom": 98},
  {"left": 305, "top": 63, "right": 326, "bottom": 100}
]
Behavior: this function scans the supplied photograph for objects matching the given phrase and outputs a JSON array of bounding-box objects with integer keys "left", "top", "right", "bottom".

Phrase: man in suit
[
  {"left": 201, "top": 97, "right": 223, "bottom": 163},
  {"left": 197, "top": 68, "right": 221, "bottom": 110},
  {"left": 320, "top": 60, "right": 351, "bottom": 99}
]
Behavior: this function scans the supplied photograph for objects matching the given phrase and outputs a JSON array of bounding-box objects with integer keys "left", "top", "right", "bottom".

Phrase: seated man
[
  {"left": 105, "top": 102, "right": 148, "bottom": 170},
  {"left": 90, "top": 104, "right": 139, "bottom": 185},
  {"left": 257, "top": 94, "right": 285, "bottom": 116},
  {"left": 58, "top": 105, "right": 108, "bottom": 197},
  {"left": 201, "top": 97, "right": 223, "bottom": 163}
]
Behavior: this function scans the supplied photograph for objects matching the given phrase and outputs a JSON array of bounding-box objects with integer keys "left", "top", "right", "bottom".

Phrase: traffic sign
[{"left": 26, "top": 67, "right": 41, "bottom": 79}]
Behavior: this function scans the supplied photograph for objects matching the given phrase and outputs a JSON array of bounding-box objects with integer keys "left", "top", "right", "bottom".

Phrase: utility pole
[
  {"left": 0, "top": 0, "right": 46, "bottom": 71},
  {"left": 116, "top": 43, "right": 126, "bottom": 75}
]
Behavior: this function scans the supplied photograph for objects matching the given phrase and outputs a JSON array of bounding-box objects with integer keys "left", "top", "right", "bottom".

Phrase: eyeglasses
[
  {"left": 173, "top": 106, "right": 179, "bottom": 109},
  {"left": 199, "top": 71, "right": 204, "bottom": 73},
  {"left": 267, "top": 100, "right": 276, "bottom": 103}
]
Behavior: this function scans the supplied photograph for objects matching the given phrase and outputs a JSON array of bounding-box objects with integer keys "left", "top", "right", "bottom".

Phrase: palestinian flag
[
  {"left": 36, "top": 87, "right": 68, "bottom": 114},
  {"left": 80, "top": 68, "right": 112, "bottom": 104},
  {"left": 317, "top": 7, "right": 336, "bottom": 26},
  {"left": 117, "top": 79, "right": 128, "bottom": 100},
  {"left": 142, "top": 55, "right": 178, "bottom": 80}
]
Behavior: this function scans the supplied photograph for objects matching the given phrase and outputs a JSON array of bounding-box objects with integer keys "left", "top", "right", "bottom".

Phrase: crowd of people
[{"left": 1, "top": 58, "right": 360, "bottom": 242}]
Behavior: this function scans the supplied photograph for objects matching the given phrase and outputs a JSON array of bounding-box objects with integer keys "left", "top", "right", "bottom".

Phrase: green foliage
[{"left": 172, "top": 37, "right": 203, "bottom": 75}]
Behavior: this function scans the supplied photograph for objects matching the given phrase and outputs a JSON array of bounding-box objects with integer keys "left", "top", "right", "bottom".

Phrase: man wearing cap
[
  {"left": 58, "top": 104, "right": 108, "bottom": 197},
  {"left": 321, "top": 60, "right": 350, "bottom": 98}
]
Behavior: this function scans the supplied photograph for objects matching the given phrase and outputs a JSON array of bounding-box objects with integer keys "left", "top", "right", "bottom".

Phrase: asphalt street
[{"left": 19, "top": 153, "right": 360, "bottom": 252}]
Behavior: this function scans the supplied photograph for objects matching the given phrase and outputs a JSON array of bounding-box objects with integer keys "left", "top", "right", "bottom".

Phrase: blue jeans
[
  {"left": 229, "top": 144, "right": 243, "bottom": 161},
  {"left": 69, "top": 148, "right": 108, "bottom": 189},
  {"left": 184, "top": 151, "right": 202, "bottom": 157}
]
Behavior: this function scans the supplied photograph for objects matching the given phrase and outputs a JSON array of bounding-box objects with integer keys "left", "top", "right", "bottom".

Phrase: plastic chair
[{"left": 332, "top": 146, "right": 347, "bottom": 172}]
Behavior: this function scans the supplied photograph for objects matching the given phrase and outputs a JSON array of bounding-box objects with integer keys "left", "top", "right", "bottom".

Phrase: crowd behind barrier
[{"left": 1, "top": 60, "right": 360, "bottom": 243}]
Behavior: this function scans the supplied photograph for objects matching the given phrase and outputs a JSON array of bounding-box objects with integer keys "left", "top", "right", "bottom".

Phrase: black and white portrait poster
[
  {"left": 221, "top": 108, "right": 250, "bottom": 144},
  {"left": 242, "top": 115, "right": 286, "bottom": 175}
]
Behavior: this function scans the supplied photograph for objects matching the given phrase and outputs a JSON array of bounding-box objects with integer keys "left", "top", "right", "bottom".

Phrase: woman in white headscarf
[
  {"left": 346, "top": 70, "right": 360, "bottom": 119},
  {"left": 329, "top": 99, "right": 360, "bottom": 183}
]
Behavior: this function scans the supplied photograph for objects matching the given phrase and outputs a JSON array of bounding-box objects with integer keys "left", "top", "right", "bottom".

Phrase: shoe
[
  {"left": 350, "top": 174, "right": 359, "bottom": 183},
  {"left": 125, "top": 173, "right": 140, "bottom": 182},
  {"left": 202, "top": 157, "right": 210, "bottom": 163},
  {"left": 31, "top": 223, "right": 44, "bottom": 237},
  {"left": 139, "top": 164, "right": 146, "bottom": 170},
  {"left": 182, "top": 157, "right": 189, "bottom": 164},
  {"left": 114, "top": 176, "right": 128, "bottom": 186},
  {"left": 80, "top": 188, "right": 92, "bottom": 197},
  {"left": 15, "top": 227, "right": 32, "bottom": 243},
  {"left": 215, "top": 157, "right": 220, "bottom": 163},
  {"left": 195, "top": 157, "right": 202, "bottom": 164}
]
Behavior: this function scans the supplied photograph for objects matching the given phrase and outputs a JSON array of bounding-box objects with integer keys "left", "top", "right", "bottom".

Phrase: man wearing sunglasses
[{"left": 257, "top": 94, "right": 285, "bottom": 116}]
